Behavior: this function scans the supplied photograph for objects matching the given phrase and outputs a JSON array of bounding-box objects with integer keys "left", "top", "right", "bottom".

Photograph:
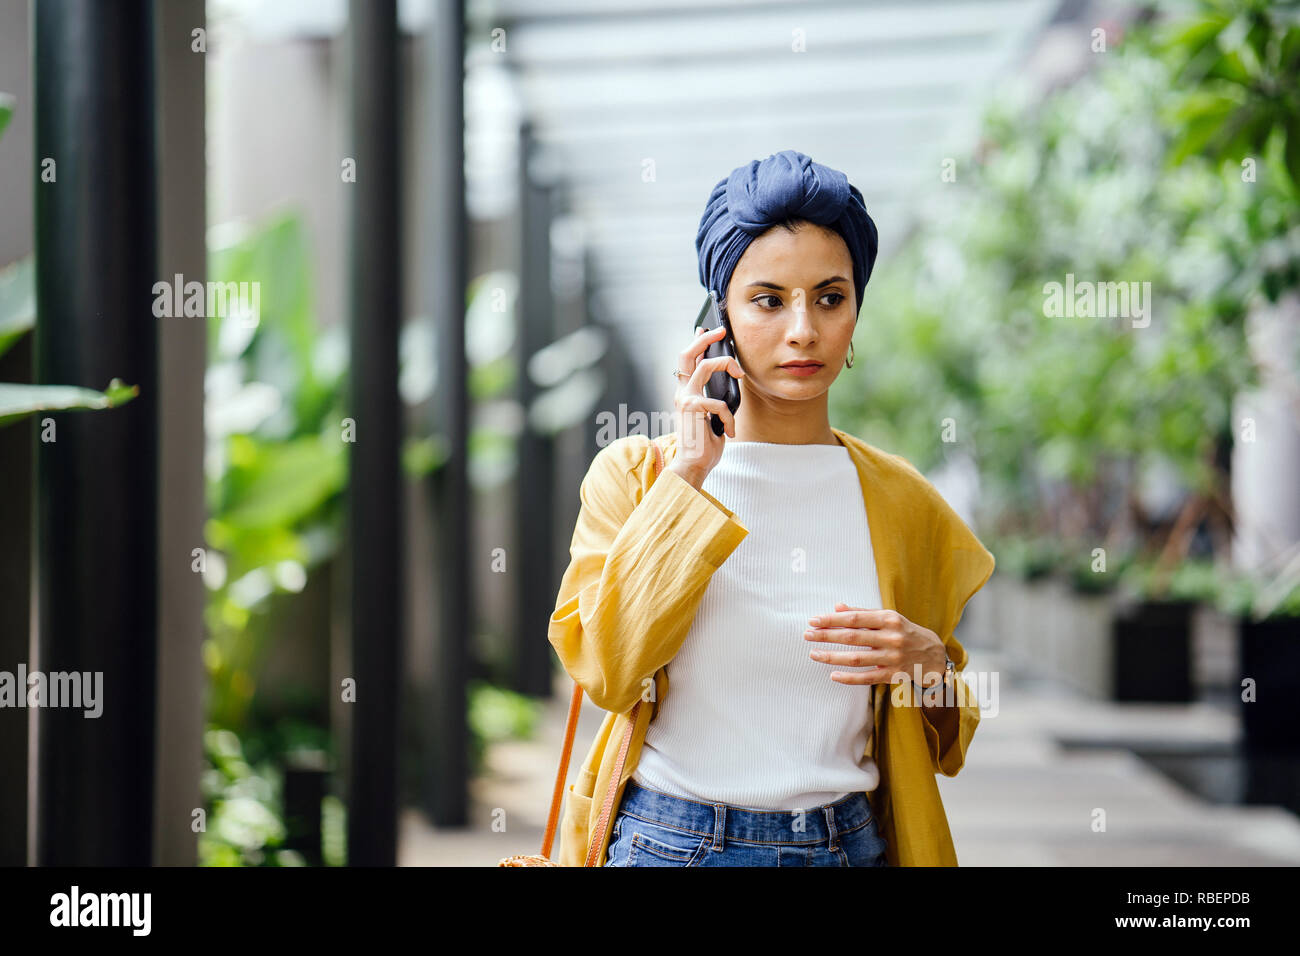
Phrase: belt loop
[
  {"left": 712, "top": 804, "right": 726, "bottom": 852},
  {"left": 824, "top": 805, "right": 839, "bottom": 851}
]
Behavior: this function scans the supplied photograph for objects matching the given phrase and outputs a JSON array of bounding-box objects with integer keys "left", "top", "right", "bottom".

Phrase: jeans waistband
[{"left": 618, "top": 779, "right": 874, "bottom": 847}]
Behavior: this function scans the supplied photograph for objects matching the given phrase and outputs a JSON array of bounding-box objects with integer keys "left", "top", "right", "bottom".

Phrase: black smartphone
[{"left": 694, "top": 289, "right": 741, "bottom": 437}]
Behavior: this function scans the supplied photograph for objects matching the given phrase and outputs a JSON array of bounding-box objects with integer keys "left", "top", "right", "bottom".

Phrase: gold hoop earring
[{"left": 845, "top": 342, "right": 854, "bottom": 368}]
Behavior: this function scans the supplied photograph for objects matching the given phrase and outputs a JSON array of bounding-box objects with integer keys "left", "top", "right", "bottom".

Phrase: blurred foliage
[
  {"left": 0, "top": 255, "right": 34, "bottom": 356},
  {"left": 1119, "top": 554, "right": 1223, "bottom": 603},
  {"left": 199, "top": 211, "right": 342, "bottom": 863},
  {"left": 467, "top": 680, "right": 543, "bottom": 776},
  {"left": 832, "top": 4, "right": 1296, "bottom": 591},
  {"left": 202, "top": 212, "right": 532, "bottom": 731},
  {"left": 1064, "top": 544, "right": 1140, "bottom": 595},
  {"left": 199, "top": 721, "right": 344, "bottom": 867},
  {"left": 984, "top": 534, "right": 1067, "bottom": 582},
  {"left": 200, "top": 209, "right": 543, "bottom": 863},
  {"left": 1109, "top": 551, "right": 1300, "bottom": 620},
  {"left": 200, "top": 680, "right": 539, "bottom": 865},
  {"left": 200, "top": 726, "right": 293, "bottom": 866},
  {"left": 202, "top": 211, "right": 349, "bottom": 734},
  {"left": 1157, "top": 0, "right": 1300, "bottom": 301},
  {"left": 1217, "top": 567, "right": 1300, "bottom": 619},
  {"left": 1111, "top": 550, "right": 1300, "bottom": 620}
]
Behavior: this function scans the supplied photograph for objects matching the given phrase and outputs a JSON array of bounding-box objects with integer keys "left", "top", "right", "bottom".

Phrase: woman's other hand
[{"left": 803, "top": 603, "right": 948, "bottom": 687}]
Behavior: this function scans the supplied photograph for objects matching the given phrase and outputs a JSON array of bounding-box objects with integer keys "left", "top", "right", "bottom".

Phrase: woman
[{"left": 549, "top": 149, "right": 995, "bottom": 867}]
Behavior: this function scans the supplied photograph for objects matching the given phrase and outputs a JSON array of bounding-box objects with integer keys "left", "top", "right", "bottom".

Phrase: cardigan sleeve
[
  {"left": 918, "top": 493, "right": 996, "bottom": 777},
  {"left": 547, "top": 436, "right": 749, "bottom": 714}
]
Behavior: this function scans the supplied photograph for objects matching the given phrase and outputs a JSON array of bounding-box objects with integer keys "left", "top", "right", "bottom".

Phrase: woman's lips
[{"left": 779, "top": 363, "right": 824, "bottom": 376}]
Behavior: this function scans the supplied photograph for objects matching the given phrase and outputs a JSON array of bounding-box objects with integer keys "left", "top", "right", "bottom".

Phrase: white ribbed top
[{"left": 632, "top": 438, "right": 882, "bottom": 810}]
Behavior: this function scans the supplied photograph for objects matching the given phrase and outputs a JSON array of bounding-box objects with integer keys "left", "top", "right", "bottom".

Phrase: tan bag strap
[
  {"left": 538, "top": 681, "right": 585, "bottom": 861},
  {"left": 540, "top": 436, "right": 664, "bottom": 865},
  {"left": 585, "top": 697, "right": 641, "bottom": 866}
]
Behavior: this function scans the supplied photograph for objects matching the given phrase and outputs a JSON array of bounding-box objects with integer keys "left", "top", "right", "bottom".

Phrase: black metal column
[
  {"left": 0, "top": 0, "right": 33, "bottom": 867},
  {"left": 32, "top": 0, "right": 159, "bottom": 865},
  {"left": 423, "top": 0, "right": 469, "bottom": 826},
  {"left": 513, "top": 123, "right": 557, "bottom": 697},
  {"left": 346, "top": 0, "right": 404, "bottom": 866},
  {"left": 0, "top": 334, "right": 32, "bottom": 866}
]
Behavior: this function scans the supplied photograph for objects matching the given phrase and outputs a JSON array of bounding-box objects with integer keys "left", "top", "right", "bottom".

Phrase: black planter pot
[
  {"left": 1111, "top": 599, "right": 1194, "bottom": 702},
  {"left": 1238, "top": 615, "right": 1300, "bottom": 754}
]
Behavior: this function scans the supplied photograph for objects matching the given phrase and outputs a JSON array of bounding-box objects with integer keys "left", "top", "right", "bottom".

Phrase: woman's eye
[{"left": 753, "top": 292, "right": 844, "bottom": 309}]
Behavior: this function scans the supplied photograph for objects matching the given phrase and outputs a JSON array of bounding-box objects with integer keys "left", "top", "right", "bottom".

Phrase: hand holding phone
[
  {"left": 694, "top": 290, "right": 742, "bottom": 438},
  {"left": 670, "top": 290, "right": 745, "bottom": 487}
]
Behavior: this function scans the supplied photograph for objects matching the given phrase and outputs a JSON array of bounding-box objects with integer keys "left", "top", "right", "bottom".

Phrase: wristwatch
[{"left": 922, "top": 654, "right": 955, "bottom": 689}]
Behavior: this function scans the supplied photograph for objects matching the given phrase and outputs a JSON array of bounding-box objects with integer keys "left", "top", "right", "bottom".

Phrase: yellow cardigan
[{"left": 548, "top": 427, "right": 996, "bottom": 866}]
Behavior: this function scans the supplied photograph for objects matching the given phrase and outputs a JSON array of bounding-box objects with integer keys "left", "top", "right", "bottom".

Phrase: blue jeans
[{"left": 604, "top": 779, "right": 889, "bottom": 867}]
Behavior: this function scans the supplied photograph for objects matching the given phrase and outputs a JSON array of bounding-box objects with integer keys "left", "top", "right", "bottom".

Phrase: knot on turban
[{"left": 695, "top": 149, "right": 879, "bottom": 314}]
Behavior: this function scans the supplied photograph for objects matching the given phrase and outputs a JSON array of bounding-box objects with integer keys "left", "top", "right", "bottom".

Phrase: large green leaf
[
  {"left": 217, "top": 435, "right": 346, "bottom": 530},
  {"left": 1156, "top": 12, "right": 1231, "bottom": 84},
  {"left": 208, "top": 212, "right": 326, "bottom": 433},
  {"left": 1167, "top": 91, "right": 1239, "bottom": 165},
  {"left": 0, "top": 378, "right": 138, "bottom": 426},
  {"left": 0, "top": 256, "right": 35, "bottom": 358}
]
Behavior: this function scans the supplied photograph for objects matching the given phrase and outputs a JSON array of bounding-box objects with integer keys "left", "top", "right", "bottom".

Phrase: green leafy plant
[
  {"left": 199, "top": 209, "right": 544, "bottom": 861},
  {"left": 200, "top": 215, "right": 527, "bottom": 732},
  {"left": 1119, "top": 554, "right": 1224, "bottom": 603},
  {"left": 832, "top": 17, "right": 1283, "bottom": 599},
  {"left": 1215, "top": 551, "right": 1300, "bottom": 620},
  {"left": 202, "top": 211, "right": 349, "bottom": 734},
  {"left": 984, "top": 534, "right": 1068, "bottom": 582},
  {"left": 467, "top": 680, "right": 542, "bottom": 776},
  {"left": 1063, "top": 544, "right": 1138, "bottom": 594},
  {"left": 1158, "top": 0, "right": 1300, "bottom": 200},
  {"left": 0, "top": 97, "right": 137, "bottom": 424},
  {"left": 1153, "top": 0, "right": 1300, "bottom": 333},
  {"left": 199, "top": 726, "right": 296, "bottom": 866},
  {"left": 0, "top": 375, "right": 138, "bottom": 425},
  {"left": 199, "top": 722, "right": 348, "bottom": 867},
  {"left": 0, "top": 267, "right": 139, "bottom": 427}
]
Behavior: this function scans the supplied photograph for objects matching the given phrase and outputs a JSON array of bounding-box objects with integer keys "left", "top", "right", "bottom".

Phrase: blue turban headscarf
[{"left": 695, "top": 149, "right": 879, "bottom": 315}]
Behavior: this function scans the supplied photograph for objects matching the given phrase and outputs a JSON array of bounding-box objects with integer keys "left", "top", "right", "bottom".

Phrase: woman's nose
[{"left": 786, "top": 313, "right": 816, "bottom": 344}]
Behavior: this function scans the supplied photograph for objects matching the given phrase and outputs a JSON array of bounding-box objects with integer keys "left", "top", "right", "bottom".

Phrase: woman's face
[{"left": 723, "top": 220, "right": 857, "bottom": 402}]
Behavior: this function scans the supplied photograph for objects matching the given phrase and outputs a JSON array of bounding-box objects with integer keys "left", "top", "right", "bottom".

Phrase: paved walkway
[{"left": 399, "top": 648, "right": 1300, "bottom": 866}]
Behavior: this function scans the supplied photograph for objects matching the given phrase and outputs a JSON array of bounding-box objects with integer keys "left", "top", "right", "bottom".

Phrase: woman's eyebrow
[{"left": 745, "top": 276, "right": 849, "bottom": 291}]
